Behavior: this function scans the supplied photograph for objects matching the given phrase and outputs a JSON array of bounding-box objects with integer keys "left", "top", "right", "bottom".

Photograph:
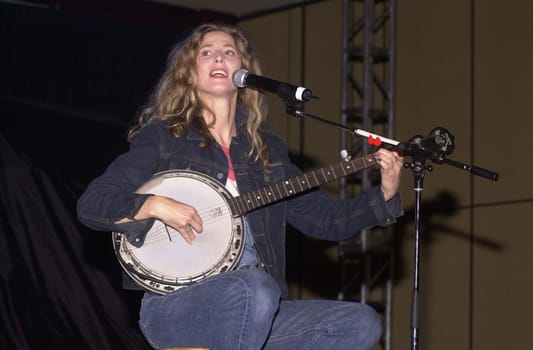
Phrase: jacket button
[{"left": 217, "top": 172, "right": 224, "bottom": 179}]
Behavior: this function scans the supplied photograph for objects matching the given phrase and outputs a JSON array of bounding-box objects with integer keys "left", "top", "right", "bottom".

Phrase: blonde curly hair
[{"left": 129, "top": 23, "right": 269, "bottom": 166}]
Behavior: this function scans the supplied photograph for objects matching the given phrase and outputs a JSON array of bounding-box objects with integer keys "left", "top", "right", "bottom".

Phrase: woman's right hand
[{"left": 130, "top": 195, "right": 203, "bottom": 244}]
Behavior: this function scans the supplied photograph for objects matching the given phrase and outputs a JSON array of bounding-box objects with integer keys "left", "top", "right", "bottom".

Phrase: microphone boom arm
[{"left": 285, "top": 105, "right": 499, "bottom": 181}]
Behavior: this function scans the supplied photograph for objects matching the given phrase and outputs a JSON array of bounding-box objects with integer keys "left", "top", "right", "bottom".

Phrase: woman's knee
[
  {"left": 351, "top": 303, "right": 382, "bottom": 349},
  {"left": 324, "top": 302, "right": 382, "bottom": 349},
  {"left": 238, "top": 268, "right": 281, "bottom": 319}
]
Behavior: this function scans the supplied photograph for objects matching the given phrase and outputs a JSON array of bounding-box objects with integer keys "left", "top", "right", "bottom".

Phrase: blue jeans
[{"left": 139, "top": 267, "right": 381, "bottom": 350}]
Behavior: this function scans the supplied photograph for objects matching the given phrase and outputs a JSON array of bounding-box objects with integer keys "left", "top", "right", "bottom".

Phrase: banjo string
[{"left": 141, "top": 201, "right": 235, "bottom": 245}]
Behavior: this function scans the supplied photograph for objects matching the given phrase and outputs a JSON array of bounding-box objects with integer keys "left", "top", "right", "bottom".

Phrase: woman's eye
[
  {"left": 200, "top": 50, "right": 211, "bottom": 57},
  {"left": 225, "top": 50, "right": 236, "bottom": 56}
]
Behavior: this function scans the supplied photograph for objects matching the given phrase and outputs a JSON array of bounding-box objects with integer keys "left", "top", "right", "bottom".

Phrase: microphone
[
  {"left": 232, "top": 69, "right": 313, "bottom": 103},
  {"left": 398, "top": 127, "right": 455, "bottom": 157},
  {"left": 419, "top": 127, "right": 455, "bottom": 155}
]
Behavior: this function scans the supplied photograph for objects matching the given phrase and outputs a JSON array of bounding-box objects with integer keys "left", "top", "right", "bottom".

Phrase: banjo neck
[{"left": 229, "top": 153, "right": 378, "bottom": 217}]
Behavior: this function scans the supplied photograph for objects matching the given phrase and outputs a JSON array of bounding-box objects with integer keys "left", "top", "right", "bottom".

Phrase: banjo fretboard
[{"left": 229, "top": 153, "right": 378, "bottom": 216}]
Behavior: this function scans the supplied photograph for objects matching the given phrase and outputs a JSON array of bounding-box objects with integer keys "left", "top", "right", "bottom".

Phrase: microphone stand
[
  {"left": 284, "top": 104, "right": 499, "bottom": 350},
  {"left": 404, "top": 150, "right": 429, "bottom": 350}
]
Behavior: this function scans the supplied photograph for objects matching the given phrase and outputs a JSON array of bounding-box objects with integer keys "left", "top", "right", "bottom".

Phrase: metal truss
[{"left": 338, "top": 0, "right": 396, "bottom": 349}]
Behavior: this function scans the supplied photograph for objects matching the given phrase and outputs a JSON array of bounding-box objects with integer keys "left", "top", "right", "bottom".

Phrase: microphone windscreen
[{"left": 232, "top": 69, "right": 248, "bottom": 88}]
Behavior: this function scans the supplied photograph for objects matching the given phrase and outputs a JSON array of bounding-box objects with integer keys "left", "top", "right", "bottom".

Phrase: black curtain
[{"left": 0, "top": 2, "right": 234, "bottom": 348}]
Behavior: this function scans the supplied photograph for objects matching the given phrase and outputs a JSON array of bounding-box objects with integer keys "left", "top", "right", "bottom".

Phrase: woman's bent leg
[
  {"left": 264, "top": 299, "right": 382, "bottom": 350},
  {"left": 139, "top": 267, "right": 281, "bottom": 350}
]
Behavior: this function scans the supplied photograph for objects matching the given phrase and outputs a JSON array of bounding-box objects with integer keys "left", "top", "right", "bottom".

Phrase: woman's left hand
[{"left": 375, "top": 148, "right": 404, "bottom": 201}]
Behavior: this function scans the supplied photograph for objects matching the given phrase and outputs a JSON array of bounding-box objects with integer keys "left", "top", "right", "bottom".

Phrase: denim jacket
[{"left": 77, "top": 109, "right": 403, "bottom": 298}]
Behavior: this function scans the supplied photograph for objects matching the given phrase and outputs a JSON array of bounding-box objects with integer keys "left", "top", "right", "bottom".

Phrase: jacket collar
[{"left": 184, "top": 106, "right": 248, "bottom": 145}]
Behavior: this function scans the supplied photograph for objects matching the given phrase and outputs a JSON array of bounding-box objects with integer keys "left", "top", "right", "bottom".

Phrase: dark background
[{"left": 0, "top": 1, "right": 237, "bottom": 348}]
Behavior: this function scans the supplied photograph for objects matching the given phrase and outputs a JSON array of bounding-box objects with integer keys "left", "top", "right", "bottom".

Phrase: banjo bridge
[{"left": 209, "top": 206, "right": 223, "bottom": 219}]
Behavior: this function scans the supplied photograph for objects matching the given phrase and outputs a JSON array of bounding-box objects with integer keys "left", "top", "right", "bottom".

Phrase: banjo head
[{"left": 112, "top": 170, "right": 244, "bottom": 295}]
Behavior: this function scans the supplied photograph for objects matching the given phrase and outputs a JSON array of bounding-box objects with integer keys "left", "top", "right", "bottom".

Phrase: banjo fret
[
  {"left": 273, "top": 182, "right": 284, "bottom": 200},
  {"left": 310, "top": 170, "right": 320, "bottom": 188},
  {"left": 242, "top": 192, "right": 255, "bottom": 212},
  {"left": 259, "top": 188, "right": 269, "bottom": 205},
  {"left": 262, "top": 187, "right": 275, "bottom": 202},
  {"left": 285, "top": 179, "right": 296, "bottom": 196}
]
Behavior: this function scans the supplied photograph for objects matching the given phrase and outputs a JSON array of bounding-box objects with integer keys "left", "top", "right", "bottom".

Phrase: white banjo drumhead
[{"left": 118, "top": 170, "right": 243, "bottom": 289}]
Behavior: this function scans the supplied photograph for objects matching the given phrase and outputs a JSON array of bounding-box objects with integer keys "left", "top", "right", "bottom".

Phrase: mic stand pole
[{"left": 404, "top": 153, "right": 431, "bottom": 350}]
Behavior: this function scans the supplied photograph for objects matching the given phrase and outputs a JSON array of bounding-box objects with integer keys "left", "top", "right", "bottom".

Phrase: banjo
[{"left": 112, "top": 153, "right": 378, "bottom": 294}]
